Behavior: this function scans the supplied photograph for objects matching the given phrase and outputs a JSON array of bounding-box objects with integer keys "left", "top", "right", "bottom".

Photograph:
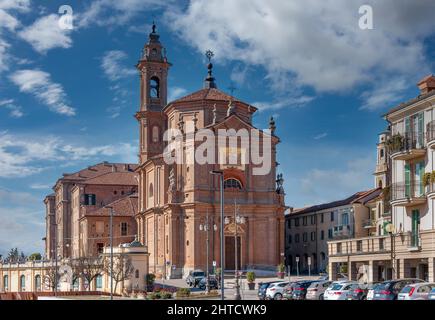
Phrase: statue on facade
[{"left": 276, "top": 173, "right": 285, "bottom": 194}]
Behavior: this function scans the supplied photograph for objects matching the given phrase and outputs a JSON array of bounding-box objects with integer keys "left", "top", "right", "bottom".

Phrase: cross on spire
[{"left": 204, "top": 49, "right": 217, "bottom": 89}]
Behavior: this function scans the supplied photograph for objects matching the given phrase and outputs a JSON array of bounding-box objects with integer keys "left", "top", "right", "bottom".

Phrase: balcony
[
  {"left": 333, "top": 224, "right": 352, "bottom": 239},
  {"left": 363, "top": 219, "right": 376, "bottom": 229},
  {"left": 388, "top": 132, "right": 426, "bottom": 160},
  {"left": 391, "top": 181, "right": 426, "bottom": 207},
  {"left": 426, "top": 120, "right": 435, "bottom": 149}
]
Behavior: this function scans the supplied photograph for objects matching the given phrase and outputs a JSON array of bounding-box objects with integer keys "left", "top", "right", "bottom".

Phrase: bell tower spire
[
  {"left": 135, "top": 22, "right": 171, "bottom": 164},
  {"left": 204, "top": 50, "right": 217, "bottom": 89}
]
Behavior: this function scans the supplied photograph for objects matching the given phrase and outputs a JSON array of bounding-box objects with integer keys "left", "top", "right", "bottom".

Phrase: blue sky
[{"left": 1, "top": 0, "right": 435, "bottom": 255}]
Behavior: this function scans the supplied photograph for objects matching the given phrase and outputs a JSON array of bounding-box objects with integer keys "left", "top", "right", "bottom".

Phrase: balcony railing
[
  {"left": 363, "top": 219, "right": 376, "bottom": 228},
  {"left": 426, "top": 120, "right": 435, "bottom": 145},
  {"left": 391, "top": 181, "right": 425, "bottom": 201},
  {"left": 333, "top": 224, "right": 352, "bottom": 239},
  {"left": 387, "top": 131, "right": 425, "bottom": 158}
]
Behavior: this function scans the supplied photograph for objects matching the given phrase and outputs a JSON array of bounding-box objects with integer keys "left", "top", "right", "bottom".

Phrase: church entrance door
[{"left": 225, "top": 236, "right": 241, "bottom": 270}]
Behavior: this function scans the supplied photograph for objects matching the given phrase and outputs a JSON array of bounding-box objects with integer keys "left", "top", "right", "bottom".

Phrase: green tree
[{"left": 28, "top": 253, "right": 42, "bottom": 261}]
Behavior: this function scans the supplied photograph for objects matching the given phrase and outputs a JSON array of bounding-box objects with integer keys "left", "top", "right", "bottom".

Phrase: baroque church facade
[{"left": 134, "top": 24, "right": 286, "bottom": 278}]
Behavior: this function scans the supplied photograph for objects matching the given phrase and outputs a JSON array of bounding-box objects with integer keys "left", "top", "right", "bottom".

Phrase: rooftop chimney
[
  {"left": 417, "top": 74, "right": 435, "bottom": 95},
  {"left": 112, "top": 165, "right": 117, "bottom": 173}
]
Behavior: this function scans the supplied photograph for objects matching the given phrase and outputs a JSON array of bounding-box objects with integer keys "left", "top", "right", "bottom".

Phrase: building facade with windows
[
  {"left": 135, "top": 24, "right": 286, "bottom": 278},
  {"left": 285, "top": 189, "right": 380, "bottom": 274},
  {"left": 328, "top": 75, "right": 435, "bottom": 283},
  {"left": 45, "top": 162, "right": 138, "bottom": 259}
]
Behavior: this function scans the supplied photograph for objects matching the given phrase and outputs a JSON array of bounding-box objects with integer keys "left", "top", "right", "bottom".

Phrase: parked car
[
  {"left": 349, "top": 282, "right": 380, "bottom": 300},
  {"left": 306, "top": 280, "right": 332, "bottom": 300},
  {"left": 372, "top": 279, "right": 425, "bottom": 300},
  {"left": 198, "top": 276, "right": 219, "bottom": 290},
  {"left": 367, "top": 282, "right": 382, "bottom": 300},
  {"left": 398, "top": 282, "right": 435, "bottom": 300},
  {"left": 291, "top": 280, "right": 320, "bottom": 300},
  {"left": 186, "top": 270, "right": 206, "bottom": 287},
  {"left": 428, "top": 287, "right": 435, "bottom": 300},
  {"left": 258, "top": 281, "right": 283, "bottom": 300},
  {"left": 324, "top": 281, "right": 357, "bottom": 300},
  {"left": 265, "top": 281, "right": 289, "bottom": 300},
  {"left": 282, "top": 282, "right": 300, "bottom": 300}
]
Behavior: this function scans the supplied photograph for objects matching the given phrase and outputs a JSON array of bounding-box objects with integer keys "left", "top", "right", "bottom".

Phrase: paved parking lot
[{"left": 154, "top": 275, "right": 322, "bottom": 300}]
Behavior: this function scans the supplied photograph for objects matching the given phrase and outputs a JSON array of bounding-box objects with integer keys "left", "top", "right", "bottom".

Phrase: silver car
[
  {"left": 265, "top": 281, "right": 289, "bottom": 300},
  {"left": 306, "top": 280, "right": 332, "bottom": 300},
  {"left": 398, "top": 282, "right": 435, "bottom": 300}
]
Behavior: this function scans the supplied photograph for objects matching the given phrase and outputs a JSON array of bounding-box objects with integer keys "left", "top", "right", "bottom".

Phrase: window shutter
[{"left": 405, "top": 163, "right": 411, "bottom": 197}]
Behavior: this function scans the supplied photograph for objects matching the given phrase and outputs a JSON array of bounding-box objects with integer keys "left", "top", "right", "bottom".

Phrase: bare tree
[
  {"left": 43, "top": 266, "right": 58, "bottom": 292},
  {"left": 74, "top": 257, "right": 104, "bottom": 291},
  {"left": 103, "top": 253, "right": 135, "bottom": 292}
]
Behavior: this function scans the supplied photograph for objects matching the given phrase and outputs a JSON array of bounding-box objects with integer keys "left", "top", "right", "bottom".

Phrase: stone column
[
  {"left": 429, "top": 257, "right": 435, "bottom": 282},
  {"left": 368, "top": 260, "right": 374, "bottom": 282},
  {"left": 399, "top": 259, "right": 411, "bottom": 278},
  {"left": 329, "top": 261, "right": 338, "bottom": 280}
]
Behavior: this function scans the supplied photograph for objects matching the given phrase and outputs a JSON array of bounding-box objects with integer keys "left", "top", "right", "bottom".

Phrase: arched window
[
  {"left": 20, "top": 275, "right": 26, "bottom": 291},
  {"left": 3, "top": 275, "right": 8, "bottom": 291},
  {"left": 148, "top": 183, "right": 154, "bottom": 197},
  {"left": 34, "top": 275, "right": 41, "bottom": 291},
  {"left": 224, "top": 178, "right": 242, "bottom": 190},
  {"left": 150, "top": 76, "right": 160, "bottom": 98},
  {"left": 135, "top": 269, "right": 140, "bottom": 279},
  {"left": 95, "top": 275, "right": 102, "bottom": 290},
  {"left": 152, "top": 126, "right": 159, "bottom": 143},
  {"left": 320, "top": 252, "right": 326, "bottom": 261}
]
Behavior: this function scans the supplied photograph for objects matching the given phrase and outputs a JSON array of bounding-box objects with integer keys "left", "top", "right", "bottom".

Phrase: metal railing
[
  {"left": 391, "top": 181, "right": 425, "bottom": 200},
  {"left": 426, "top": 120, "right": 435, "bottom": 144},
  {"left": 362, "top": 219, "right": 376, "bottom": 228},
  {"left": 387, "top": 131, "right": 425, "bottom": 154}
]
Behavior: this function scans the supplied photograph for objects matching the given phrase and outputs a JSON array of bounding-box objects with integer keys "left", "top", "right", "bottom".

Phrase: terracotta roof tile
[
  {"left": 86, "top": 194, "right": 138, "bottom": 217},
  {"left": 83, "top": 171, "right": 138, "bottom": 186}
]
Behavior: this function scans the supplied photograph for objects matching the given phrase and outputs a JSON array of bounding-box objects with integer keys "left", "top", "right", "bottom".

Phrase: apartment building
[
  {"left": 285, "top": 188, "right": 380, "bottom": 274},
  {"left": 46, "top": 162, "right": 138, "bottom": 259},
  {"left": 328, "top": 75, "right": 435, "bottom": 282}
]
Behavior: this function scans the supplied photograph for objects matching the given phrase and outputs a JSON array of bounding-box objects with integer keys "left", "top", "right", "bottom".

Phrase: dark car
[
  {"left": 258, "top": 281, "right": 283, "bottom": 300},
  {"left": 282, "top": 282, "right": 301, "bottom": 300},
  {"left": 198, "top": 276, "right": 219, "bottom": 290},
  {"left": 186, "top": 270, "right": 206, "bottom": 287},
  {"left": 372, "top": 279, "right": 424, "bottom": 300},
  {"left": 291, "top": 280, "right": 320, "bottom": 300},
  {"left": 349, "top": 282, "right": 380, "bottom": 300},
  {"left": 428, "top": 287, "right": 435, "bottom": 300}
]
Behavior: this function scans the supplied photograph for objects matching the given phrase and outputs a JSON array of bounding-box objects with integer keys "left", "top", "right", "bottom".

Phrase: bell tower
[{"left": 135, "top": 22, "right": 171, "bottom": 164}]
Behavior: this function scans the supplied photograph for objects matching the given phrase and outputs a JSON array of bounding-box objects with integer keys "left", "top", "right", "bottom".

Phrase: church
[{"left": 134, "top": 23, "right": 286, "bottom": 278}]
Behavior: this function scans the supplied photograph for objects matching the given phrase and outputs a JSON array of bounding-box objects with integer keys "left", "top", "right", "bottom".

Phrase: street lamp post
[
  {"left": 199, "top": 210, "right": 217, "bottom": 294},
  {"left": 104, "top": 205, "right": 114, "bottom": 300},
  {"left": 210, "top": 170, "right": 224, "bottom": 300},
  {"left": 225, "top": 200, "right": 245, "bottom": 300}
]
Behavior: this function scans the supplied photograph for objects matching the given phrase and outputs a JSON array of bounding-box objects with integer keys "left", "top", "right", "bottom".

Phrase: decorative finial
[
  {"left": 227, "top": 99, "right": 235, "bottom": 117},
  {"left": 212, "top": 104, "right": 217, "bottom": 124},
  {"left": 152, "top": 20, "right": 156, "bottom": 33},
  {"left": 269, "top": 116, "right": 276, "bottom": 135},
  {"left": 193, "top": 113, "right": 198, "bottom": 132},
  {"left": 204, "top": 50, "right": 217, "bottom": 89},
  {"left": 276, "top": 173, "right": 285, "bottom": 194}
]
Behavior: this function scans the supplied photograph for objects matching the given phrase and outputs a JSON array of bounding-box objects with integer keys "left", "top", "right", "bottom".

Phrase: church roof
[{"left": 167, "top": 88, "right": 257, "bottom": 111}]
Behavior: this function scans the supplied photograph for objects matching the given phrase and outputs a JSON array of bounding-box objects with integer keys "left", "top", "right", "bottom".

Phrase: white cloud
[
  {"left": 9, "top": 69, "right": 75, "bottom": 116},
  {"left": 314, "top": 132, "right": 328, "bottom": 140},
  {"left": 253, "top": 95, "right": 314, "bottom": 111},
  {"left": 168, "top": 86, "right": 187, "bottom": 102},
  {"left": 29, "top": 183, "right": 51, "bottom": 190},
  {"left": 360, "top": 78, "right": 408, "bottom": 111},
  {"left": 0, "top": 0, "right": 30, "bottom": 73},
  {"left": 0, "top": 131, "right": 137, "bottom": 178},
  {"left": 101, "top": 50, "right": 136, "bottom": 81},
  {"left": 0, "top": 98, "right": 23, "bottom": 117},
  {"left": 18, "top": 14, "right": 72, "bottom": 54},
  {"left": 166, "top": 0, "right": 435, "bottom": 110},
  {"left": 78, "top": 0, "right": 170, "bottom": 28}
]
